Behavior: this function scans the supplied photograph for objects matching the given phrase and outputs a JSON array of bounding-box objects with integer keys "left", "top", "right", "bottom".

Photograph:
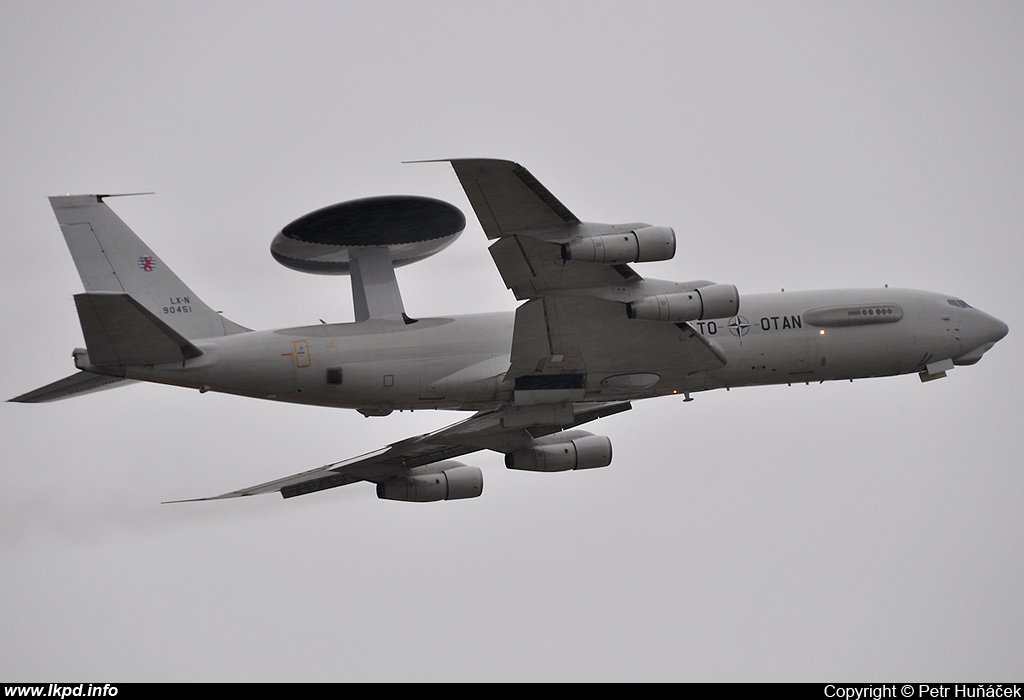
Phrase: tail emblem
[{"left": 138, "top": 256, "right": 156, "bottom": 271}]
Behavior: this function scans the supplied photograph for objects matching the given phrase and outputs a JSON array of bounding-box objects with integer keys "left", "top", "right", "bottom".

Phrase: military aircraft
[{"left": 10, "top": 159, "right": 1009, "bottom": 503}]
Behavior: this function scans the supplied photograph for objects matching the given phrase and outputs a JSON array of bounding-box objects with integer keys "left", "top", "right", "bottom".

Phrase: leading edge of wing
[
  {"left": 407, "top": 159, "right": 579, "bottom": 239},
  {"left": 164, "top": 401, "right": 632, "bottom": 503}
]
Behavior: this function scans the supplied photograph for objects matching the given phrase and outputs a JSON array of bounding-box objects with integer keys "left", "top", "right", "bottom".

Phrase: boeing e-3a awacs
[{"left": 10, "top": 159, "right": 1009, "bottom": 503}]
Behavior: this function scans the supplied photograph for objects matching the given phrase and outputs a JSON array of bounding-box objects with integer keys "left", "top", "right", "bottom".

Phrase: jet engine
[
  {"left": 505, "top": 432, "right": 613, "bottom": 472},
  {"left": 376, "top": 462, "right": 483, "bottom": 502},
  {"left": 626, "top": 283, "right": 739, "bottom": 323},
  {"left": 561, "top": 226, "right": 676, "bottom": 264}
]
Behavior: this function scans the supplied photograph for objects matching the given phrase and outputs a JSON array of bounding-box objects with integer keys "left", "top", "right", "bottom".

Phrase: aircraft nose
[{"left": 989, "top": 316, "right": 1009, "bottom": 343}]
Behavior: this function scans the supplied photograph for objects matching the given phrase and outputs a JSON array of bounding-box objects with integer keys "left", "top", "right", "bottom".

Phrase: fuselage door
[
  {"left": 293, "top": 340, "right": 311, "bottom": 368},
  {"left": 787, "top": 333, "right": 817, "bottom": 376}
]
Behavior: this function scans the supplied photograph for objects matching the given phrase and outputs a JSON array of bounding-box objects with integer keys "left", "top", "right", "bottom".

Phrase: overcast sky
[{"left": 1, "top": 1, "right": 1022, "bottom": 682}]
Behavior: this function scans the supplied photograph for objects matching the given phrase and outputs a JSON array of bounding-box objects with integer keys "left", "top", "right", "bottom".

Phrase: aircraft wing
[
  {"left": 447, "top": 159, "right": 641, "bottom": 299},
  {"left": 446, "top": 159, "right": 580, "bottom": 239},
  {"left": 168, "top": 401, "right": 631, "bottom": 501},
  {"left": 444, "top": 159, "right": 727, "bottom": 381}
]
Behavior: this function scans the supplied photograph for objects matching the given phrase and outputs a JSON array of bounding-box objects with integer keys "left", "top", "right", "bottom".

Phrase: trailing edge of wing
[
  {"left": 8, "top": 371, "right": 136, "bottom": 403},
  {"left": 165, "top": 402, "right": 632, "bottom": 503}
]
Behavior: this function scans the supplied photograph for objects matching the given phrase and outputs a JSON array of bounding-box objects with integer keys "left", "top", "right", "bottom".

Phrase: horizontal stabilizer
[
  {"left": 8, "top": 371, "right": 136, "bottom": 403},
  {"left": 75, "top": 292, "right": 203, "bottom": 366}
]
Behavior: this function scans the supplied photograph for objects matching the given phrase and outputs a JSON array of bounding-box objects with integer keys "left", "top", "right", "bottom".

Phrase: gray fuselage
[{"left": 111, "top": 287, "right": 1007, "bottom": 412}]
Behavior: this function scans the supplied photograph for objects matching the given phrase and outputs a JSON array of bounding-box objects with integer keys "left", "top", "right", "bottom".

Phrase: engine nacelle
[
  {"left": 561, "top": 226, "right": 676, "bottom": 264},
  {"left": 376, "top": 463, "right": 483, "bottom": 502},
  {"left": 626, "top": 283, "right": 739, "bottom": 323},
  {"left": 505, "top": 433, "right": 613, "bottom": 473}
]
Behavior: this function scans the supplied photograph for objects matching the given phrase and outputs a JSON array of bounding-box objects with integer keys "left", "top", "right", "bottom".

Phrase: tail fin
[{"left": 50, "top": 195, "right": 249, "bottom": 339}]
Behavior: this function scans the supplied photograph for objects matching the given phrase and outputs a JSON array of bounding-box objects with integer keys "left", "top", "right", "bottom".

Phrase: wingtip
[
  {"left": 97, "top": 192, "right": 156, "bottom": 201},
  {"left": 161, "top": 493, "right": 239, "bottom": 504}
]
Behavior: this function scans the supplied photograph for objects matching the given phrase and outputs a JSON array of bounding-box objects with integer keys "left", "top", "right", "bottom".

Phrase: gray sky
[{"left": 1, "top": 1, "right": 1022, "bottom": 681}]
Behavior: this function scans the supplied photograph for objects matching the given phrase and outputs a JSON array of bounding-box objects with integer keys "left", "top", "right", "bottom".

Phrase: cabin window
[{"left": 326, "top": 367, "right": 343, "bottom": 385}]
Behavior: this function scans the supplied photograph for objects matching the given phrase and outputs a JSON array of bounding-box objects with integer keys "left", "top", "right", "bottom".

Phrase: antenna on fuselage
[{"left": 268, "top": 195, "right": 466, "bottom": 323}]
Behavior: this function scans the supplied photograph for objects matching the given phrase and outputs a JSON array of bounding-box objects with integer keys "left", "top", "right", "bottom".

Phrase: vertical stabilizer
[{"left": 50, "top": 195, "right": 248, "bottom": 339}]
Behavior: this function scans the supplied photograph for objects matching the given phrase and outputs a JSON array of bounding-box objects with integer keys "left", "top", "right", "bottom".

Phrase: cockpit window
[{"left": 947, "top": 299, "right": 972, "bottom": 309}]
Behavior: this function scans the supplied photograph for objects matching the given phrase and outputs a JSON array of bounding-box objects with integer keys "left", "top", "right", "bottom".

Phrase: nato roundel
[{"left": 270, "top": 195, "right": 466, "bottom": 274}]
